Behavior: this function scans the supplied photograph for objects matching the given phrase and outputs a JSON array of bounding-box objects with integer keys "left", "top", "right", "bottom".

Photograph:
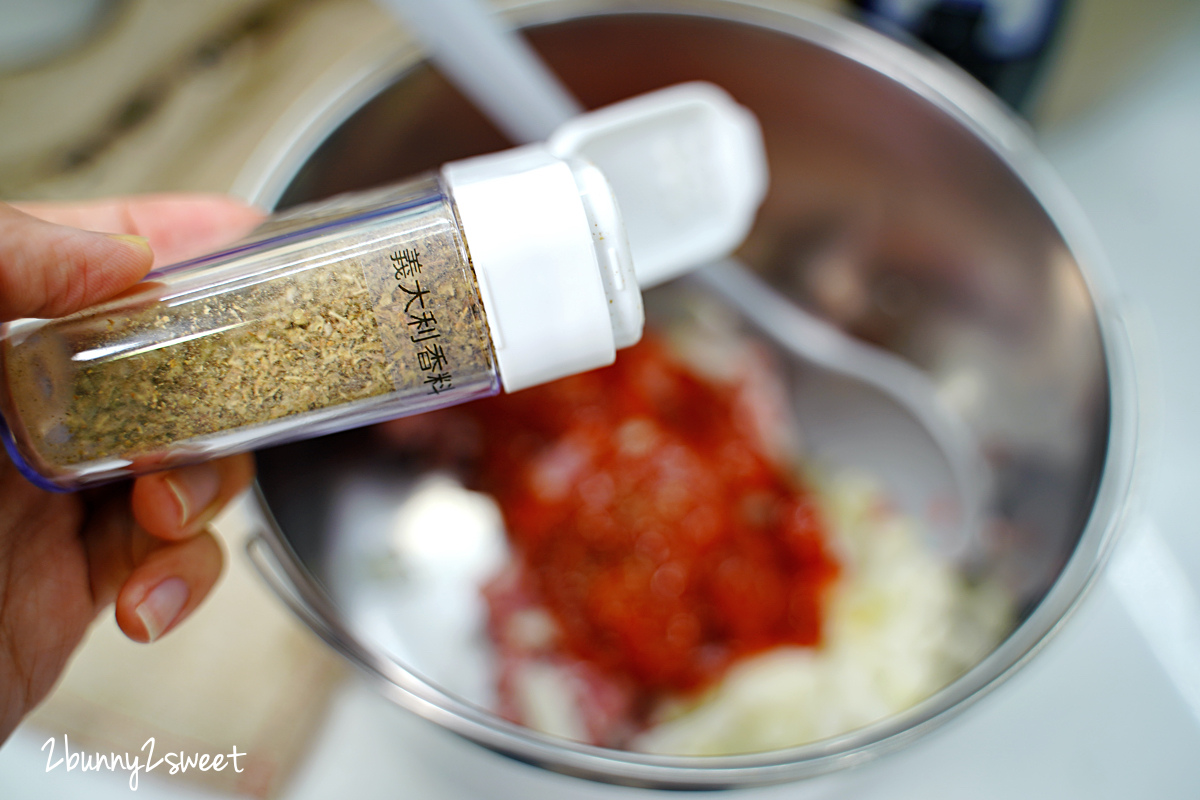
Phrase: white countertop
[{"left": 2, "top": 7, "right": 1200, "bottom": 800}]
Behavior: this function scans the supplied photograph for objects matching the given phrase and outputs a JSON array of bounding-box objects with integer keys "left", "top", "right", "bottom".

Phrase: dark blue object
[{"left": 853, "top": 0, "right": 1069, "bottom": 114}]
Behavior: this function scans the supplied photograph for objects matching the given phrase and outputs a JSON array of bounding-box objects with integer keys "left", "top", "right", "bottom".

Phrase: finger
[
  {"left": 14, "top": 194, "right": 264, "bottom": 268},
  {"left": 0, "top": 203, "right": 154, "bottom": 321},
  {"left": 115, "top": 532, "right": 224, "bottom": 643},
  {"left": 83, "top": 495, "right": 224, "bottom": 643},
  {"left": 83, "top": 492, "right": 156, "bottom": 610},
  {"left": 130, "top": 452, "right": 255, "bottom": 541}
]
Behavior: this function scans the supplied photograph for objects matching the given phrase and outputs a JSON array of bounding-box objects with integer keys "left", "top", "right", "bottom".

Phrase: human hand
[{"left": 0, "top": 195, "right": 265, "bottom": 741}]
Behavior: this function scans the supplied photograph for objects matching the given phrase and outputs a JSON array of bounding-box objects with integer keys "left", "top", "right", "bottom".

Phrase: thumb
[{"left": 0, "top": 202, "right": 154, "bottom": 322}]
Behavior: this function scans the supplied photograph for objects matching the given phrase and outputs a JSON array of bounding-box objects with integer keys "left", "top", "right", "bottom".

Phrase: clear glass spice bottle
[{"left": 0, "top": 145, "right": 642, "bottom": 490}]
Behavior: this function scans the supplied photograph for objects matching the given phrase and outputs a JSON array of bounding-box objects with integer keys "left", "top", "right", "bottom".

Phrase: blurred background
[{"left": 0, "top": 0, "right": 1198, "bottom": 798}]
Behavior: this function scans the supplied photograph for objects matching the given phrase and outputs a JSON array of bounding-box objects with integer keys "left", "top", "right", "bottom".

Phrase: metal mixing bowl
[{"left": 240, "top": 0, "right": 1138, "bottom": 788}]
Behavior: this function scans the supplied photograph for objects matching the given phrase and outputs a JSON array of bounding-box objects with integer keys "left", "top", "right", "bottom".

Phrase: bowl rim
[{"left": 241, "top": 0, "right": 1143, "bottom": 788}]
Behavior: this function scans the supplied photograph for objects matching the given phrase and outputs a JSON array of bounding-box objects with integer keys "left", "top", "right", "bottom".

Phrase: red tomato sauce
[{"left": 470, "top": 334, "right": 840, "bottom": 696}]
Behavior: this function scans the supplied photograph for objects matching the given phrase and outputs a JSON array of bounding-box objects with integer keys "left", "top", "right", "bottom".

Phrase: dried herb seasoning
[{"left": 1, "top": 175, "right": 499, "bottom": 482}]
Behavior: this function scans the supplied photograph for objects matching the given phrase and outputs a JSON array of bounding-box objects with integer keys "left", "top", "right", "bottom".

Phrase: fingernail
[
  {"left": 164, "top": 463, "right": 221, "bottom": 527},
  {"left": 135, "top": 577, "right": 189, "bottom": 642},
  {"left": 104, "top": 232, "right": 152, "bottom": 254}
]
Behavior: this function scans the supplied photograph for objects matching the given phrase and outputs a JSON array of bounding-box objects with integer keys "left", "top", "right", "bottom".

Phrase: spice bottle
[
  {"left": 0, "top": 148, "right": 643, "bottom": 490},
  {"left": 0, "top": 83, "right": 767, "bottom": 491}
]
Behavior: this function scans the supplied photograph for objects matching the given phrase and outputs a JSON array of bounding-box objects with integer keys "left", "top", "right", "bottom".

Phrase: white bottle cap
[
  {"left": 443, "top": 145, "right": 642, "bottom": 393},
  {"left": 547, "top": 82, "right": 768, "bottom": 288},
  {"left": 441, "top": 83, "right": 766, "bottom": 393}
]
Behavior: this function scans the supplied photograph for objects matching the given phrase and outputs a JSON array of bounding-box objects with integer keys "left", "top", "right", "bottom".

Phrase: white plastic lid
[
  {"left": 547, "top": 82, "right": 768, "bottom": 287},
  {"left": 442, "top": 144, "right": 642, "bottom": 393}
]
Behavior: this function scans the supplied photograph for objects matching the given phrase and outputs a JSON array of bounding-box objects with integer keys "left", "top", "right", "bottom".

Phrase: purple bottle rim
[{"left": 0, "top": 412, "right": 69, "bottom": 493}]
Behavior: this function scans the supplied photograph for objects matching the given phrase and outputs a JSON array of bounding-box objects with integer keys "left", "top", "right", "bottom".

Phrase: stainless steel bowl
[{"left": 241, "top": 0, "right": 1138, "bottom": 788}]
